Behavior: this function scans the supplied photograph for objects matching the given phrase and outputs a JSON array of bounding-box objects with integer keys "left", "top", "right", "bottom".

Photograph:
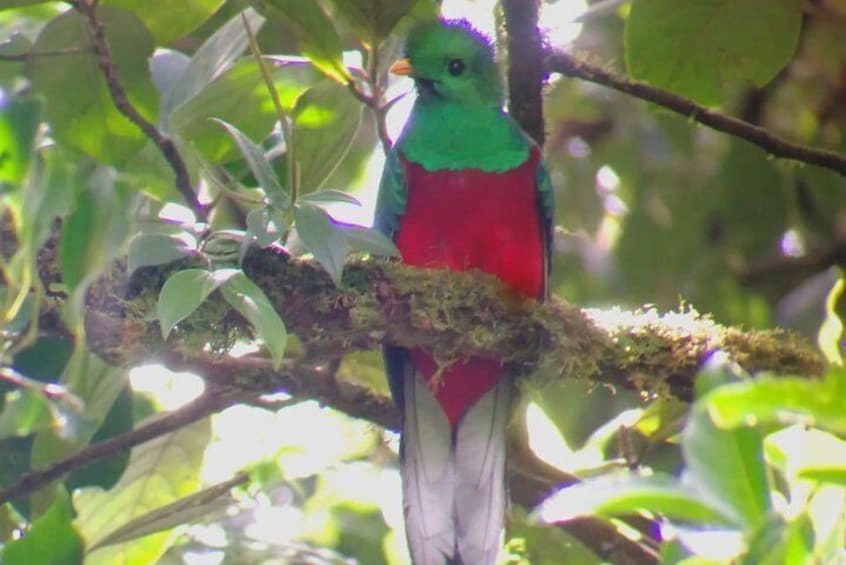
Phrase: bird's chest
[{"left": 395, "top": 150, "right": 544, "bottom": 299}]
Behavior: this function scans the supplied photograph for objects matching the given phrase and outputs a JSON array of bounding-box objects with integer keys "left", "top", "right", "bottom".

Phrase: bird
[{"left": 374, "top": 18, "right": 554, "bottom": 565}]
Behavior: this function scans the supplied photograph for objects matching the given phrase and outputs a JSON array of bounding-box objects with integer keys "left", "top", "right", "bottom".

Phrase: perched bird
[{"left": 374, "top": 19, "right": 554, "bottom": 565}]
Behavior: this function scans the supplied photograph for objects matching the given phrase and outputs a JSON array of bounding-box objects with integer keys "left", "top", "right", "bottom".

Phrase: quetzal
[{"left": 374, "top": 19, "right": 554, "bottom": 565}]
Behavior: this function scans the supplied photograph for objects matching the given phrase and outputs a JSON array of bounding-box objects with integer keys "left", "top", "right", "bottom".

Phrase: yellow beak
[{"left": 389, "top": 58, "right": 413, "bottom": 76}]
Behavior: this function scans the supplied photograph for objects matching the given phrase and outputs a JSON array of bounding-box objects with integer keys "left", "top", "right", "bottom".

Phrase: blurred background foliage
[{"left": 0, "top": 0, "right": 845, "bottom": 563}]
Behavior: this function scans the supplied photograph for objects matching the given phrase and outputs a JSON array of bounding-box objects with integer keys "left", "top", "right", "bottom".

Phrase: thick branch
[
  {"left": 545, "top": 51, "right": 846, "bottom": 177},
  {"left": 66, "top": 0, "right": 205, "bottom": 219}
]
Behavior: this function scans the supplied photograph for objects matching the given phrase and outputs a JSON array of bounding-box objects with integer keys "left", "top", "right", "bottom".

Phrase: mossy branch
[{"left": 86, "top": 246, "right": 824, "bottom": 404}]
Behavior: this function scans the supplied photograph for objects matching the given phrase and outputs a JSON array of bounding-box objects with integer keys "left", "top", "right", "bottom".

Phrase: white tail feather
[
  {"left": 454, "top": 377, "right": 510, "bottom": 564},
  {"left": 400, "top": 367, "right": 510, "bottom": 565},
  {"left": 402, "top": 367, "right": 455, "bottom": 564}
]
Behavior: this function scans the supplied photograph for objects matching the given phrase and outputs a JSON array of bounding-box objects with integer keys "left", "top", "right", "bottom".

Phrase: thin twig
[
  {"left": 65, "top": 0, "right": 206, "bottom": 220},
  {"left": 0, "top": 389, "right": 232, "bottom": 505},
  {"left": 0, "top": 47, "right": 92, "bottom": 62},
  {"left": 545, "top": 50, "right": 846, "bottom": 178}
]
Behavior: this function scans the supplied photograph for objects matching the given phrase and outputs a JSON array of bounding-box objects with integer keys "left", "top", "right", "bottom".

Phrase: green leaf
[
  {"left": 249, "top": 0, "right": 349, "bottom": 82},
  {"left": 0, "top": 389, "right": 53, "bottom": 439},
  {"left": 536, "top": 473, "right": 733, "bottom": 525},
  {"left": 682, "top": 401, "right": 770, "bottom": 529},
  {"left": 293, "top": 203, "right": 348, "bottom": 285},
  {"left": 157, "top": 268, "right": 239, "bottom": 338},
  {"left": 0, "top": 490, "right": 84, "bottom": 565},
  {"left": 0, "top": 0, "right": 51, "bottom": 8},
  {"left": 0, "top": 98, "right": 40, "bottom": 190},
  {"left": 705, "top": 368, "right": 846, "bottom": 436},
  {"left": 26, "top": 7, "right": 158, "bottom": 164},
  {"left": 169, "top": 59, "right": 276, "bottom": 163},
  {"left": 299, "top": 189, "right": 361, "bottom": 206},
  {"left": 31, "top": 347, "right": 129, "bottom": 468},
  {"left": 127, "top": 233, "right": 196, "bottom": 277},
  {"left": 798, "top": 466, "right": 846, "bottom": 485},
  {"left": 292, "top": 79, "right": 362, "bottom": 193},
  {"left": 325, "top": 0, "right": 428, "bottom": 46},
  {"left": 212, "top": 118, "right": 288, "bottom": 207},
  {"left": 102, "top": 0, "right": 225, "bottom": 45},
  {"left": 819, "top": 274, "right": 845, "bottom": 365},
  {"left": 625, "top": 0, "right": 804, "bottom": 105},
  {"left": 220, "top": 272, "right": 287, "bottom": 368},
  {"left": 164, "top": 7, "right": 265, "bottom": 118},
  {"left": 88, "top": 474, "right": 247, "bottom": 550},
  {"left": 74, "top": 417, "right": 211, "bottom": 564},
  {"left": 59, "top": 169, "right": 132, "bottom": 323},
  {"left": 345, "top": 225, "right": 400, "bottom": 257}
]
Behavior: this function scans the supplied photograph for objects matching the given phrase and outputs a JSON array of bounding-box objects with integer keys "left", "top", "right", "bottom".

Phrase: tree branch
[
  {"left": 0, "top": 388, "right": 232, "bottom": 506},
  {"left": 65, "top": 0, "right": 206, "bottom": 220},
  {"left": 502, "top": 0, "right": 546, "bottom": 146},
  {"left": 545, "top": 50, "right": 846, "bottom": 178}
]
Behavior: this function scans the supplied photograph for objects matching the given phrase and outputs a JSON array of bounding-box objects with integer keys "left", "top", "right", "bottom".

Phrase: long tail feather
[
  {"left": 400, "top": 364, "right": 510, "bottom": 565},
  {"left": 402, "top": 366, "right": 455, "bottom": 564},
  {"left": 454, "top": 377, "right": 510, "bottom": 564}
]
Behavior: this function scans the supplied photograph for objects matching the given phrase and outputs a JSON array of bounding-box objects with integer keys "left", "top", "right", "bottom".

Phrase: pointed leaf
[
  {"left": 221, "top": 272, "right": 287, "bottom": 369},
  {"left": 90, "top": 474, "right": 246, "bottom": 550},
  {"left": 212, "top": 118, "right": 288, "bottom": 206},
  {"left": 157, "top": 268, "right": 236, "bottom": 338},
  {"left": 293, "top": 203, "right": 348, "bottom": 285},
  {"left": 292, "top": 79, "right": 362, "bottom": 193},
  {"left": 345, "top": 225, "right": 400, "bottom": 257},
  {"left": 299, "top": 189, "right": 361, "bottom": 206},
  {"left": 127, "top": 233, "right": 195, "bottom": 277},
  {"left": 536, "top": 473, "right": 733, "bottom": 526}
]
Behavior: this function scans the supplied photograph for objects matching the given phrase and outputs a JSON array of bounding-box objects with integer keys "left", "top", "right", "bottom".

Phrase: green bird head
[{"left": 392, "top": 19, "right": 503, "bottom": 107}]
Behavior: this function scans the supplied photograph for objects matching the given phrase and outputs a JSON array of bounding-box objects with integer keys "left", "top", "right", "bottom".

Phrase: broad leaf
[
  {"left": 169, "top": 59, "right": 278, "bottom": 163},
  {"left": 682, "top": 401, "right": 770, "bottom": 529},
  {"left": 212, "top": 118, "right": 288, "bottom": 207},
  {"left": 249, "top": 0, "right": 348, "bottom": 82},
  {"left": 74, "top": 417, "right": 211, "bottom": 564},
  {"left": 705, "top": 368, "right": 846, "bottom": 437},
  {"left": 0, "top": 389, "right": 52, "bottom": 439},
  {"left": 164, "top": 7, "right": 265, "bottom": 117},
  {"left": 325, "top": 0, "right": 427, "bottom": 46},
  {"left": 157, "top": 268, "right": 239, "bottom": 338},
  {"left": 0, "top": 98, "right": 40, "bottom": 189},
  {"left": 220, "top": 272, "right": 287, "bottom": 369},
  {"left": 293, "top": 203, "right": 347, "bottom": 285},
  {"left": 26, "top": 7, "right": 158, "bottom": 164},
  {"left": 536, "top": 473, "right": 732, "bottom": 525},
  {"left": 127, "top": 233, "right": 196, "bottom": 277},
  {"left": 103, "top": 0, "right": 225, "bottom": 45},
  {"left": 0, "top": 490, "right": 83, "bottom": 565},
  {"left": 626, "top": 0, "right": 804, "bottom": 105},
  {"left": 292, "top": 79, "right": 362, "bottom": 193},
  {"left": 819, "top": 275, "right": 845, "bottom": 365}
]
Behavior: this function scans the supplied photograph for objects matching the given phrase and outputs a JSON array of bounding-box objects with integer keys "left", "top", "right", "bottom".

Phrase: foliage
[{"left": 0, "top": 0, "right": 844, "bottom": 564}]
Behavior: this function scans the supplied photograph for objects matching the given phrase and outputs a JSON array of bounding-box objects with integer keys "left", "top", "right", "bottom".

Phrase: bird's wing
[
  {"left": 536, "top": 152, "right": 555, "bottom": 300},
  {"left": 374, "top": 148, "right": 408, "bottom": 240}
]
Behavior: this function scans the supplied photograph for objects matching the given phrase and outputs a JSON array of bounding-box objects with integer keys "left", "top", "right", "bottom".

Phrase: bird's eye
[{"left": 447, "top": 58, "right": 465, "bottom": 76}]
